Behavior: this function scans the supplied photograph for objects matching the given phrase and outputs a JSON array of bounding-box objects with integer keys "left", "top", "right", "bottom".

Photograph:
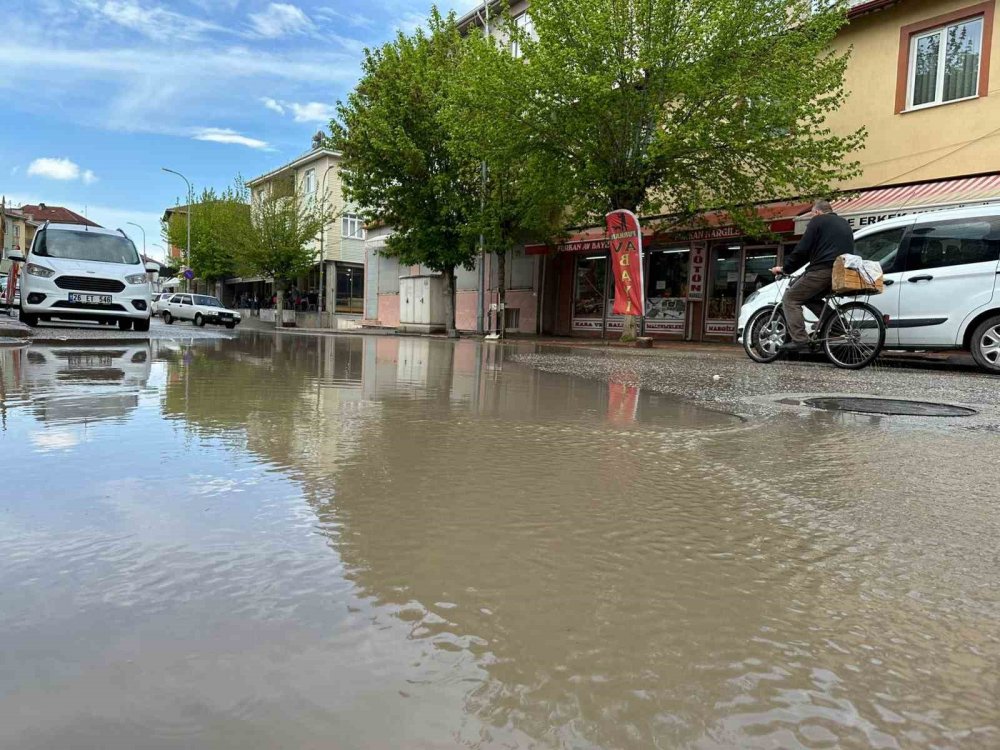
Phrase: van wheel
[
  {"left": 133, "top": 318, "right": 150, "bottom": 332},
  {"left": 970, "top": 314, "right": 1000, "bottom": 373},
  {"left": 118, "top": 319, "right": 134, "bottom": 331},
  {"left": 163, "top": 312, "right": 173, "bottom": 325},
  {"left": 195, "top": 313, "right": 205, "bottom": 327},
  {"left": 19, "top": 309, "right": 38, "bottom": 327}
]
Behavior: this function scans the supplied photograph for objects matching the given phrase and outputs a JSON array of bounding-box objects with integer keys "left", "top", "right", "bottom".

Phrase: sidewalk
[{"left": 0, "top": 316, "right": 31, "bottom": 343}]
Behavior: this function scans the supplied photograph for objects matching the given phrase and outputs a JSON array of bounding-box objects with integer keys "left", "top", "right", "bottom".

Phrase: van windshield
[{"left": 33, "top": 229, "right": 140, "bottom": 265}]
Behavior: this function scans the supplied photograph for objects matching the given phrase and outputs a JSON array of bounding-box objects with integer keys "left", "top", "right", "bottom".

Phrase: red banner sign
[
  {"left": 687, "top": 242, "right": 706, "bottom": 300},
  {"left": 606, "top": 210, "right": 644, "bottom": 316}
]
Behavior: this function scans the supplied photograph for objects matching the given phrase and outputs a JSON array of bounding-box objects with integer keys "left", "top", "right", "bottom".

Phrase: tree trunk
[
  {"left": 496, "top": 249, "right": 506, "bottom": 337},
  {"left": 275, "top": 279, "right": 285, "bottom": 329},
  {"left": 445, "top": 267, "right": 458, "bottom": 338}
]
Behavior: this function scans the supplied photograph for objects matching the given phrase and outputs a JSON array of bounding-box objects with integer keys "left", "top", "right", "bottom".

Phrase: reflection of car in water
[{"left": 19, "top": 342, "right": 152, "bottom": 424}]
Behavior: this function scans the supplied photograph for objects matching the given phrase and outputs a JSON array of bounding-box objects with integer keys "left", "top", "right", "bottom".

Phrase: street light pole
[
  {"left": 320, "top": 164, "right": 336, "bottom": 317},
  {"left": 162, "top": 167, "right": 192, "bottom": 291},
  {"left": 126, "top": 221, "right": 146, "bottom": 257}
]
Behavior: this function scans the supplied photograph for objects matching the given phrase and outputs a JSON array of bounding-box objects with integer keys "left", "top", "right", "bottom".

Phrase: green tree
[
  {"left": 446, "top": 20, "right": 570, "bottom": 332},
  {"left": 472, "top": 0, "right": 865, "bottom": 338},
  {"left": 164, "top": 184, "right": 248, "bottom": 285},
  {"left": 330, "top": 8, "right": 479, "bottom": 336},
  {"left": 234, "top": 176, "right": 331, "bottom": 328}
]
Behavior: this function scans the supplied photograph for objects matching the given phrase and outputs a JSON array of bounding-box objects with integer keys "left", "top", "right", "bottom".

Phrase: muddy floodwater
[{"left": 0, "top": 334, "right": 997, "bottom": 749}]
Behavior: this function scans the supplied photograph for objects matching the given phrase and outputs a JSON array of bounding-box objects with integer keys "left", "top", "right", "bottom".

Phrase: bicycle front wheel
[{"left": 821, "top": 301, "right": 885, "bottom": 370}]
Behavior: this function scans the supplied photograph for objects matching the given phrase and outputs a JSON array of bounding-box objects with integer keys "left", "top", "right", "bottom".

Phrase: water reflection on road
[{"left": 0, "top": 334, "right": 997, "bottom": 749}]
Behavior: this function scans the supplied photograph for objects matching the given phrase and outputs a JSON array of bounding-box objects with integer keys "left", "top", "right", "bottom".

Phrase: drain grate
[{"left": 803, "top": 397, "right": 976, "bottom": 418}]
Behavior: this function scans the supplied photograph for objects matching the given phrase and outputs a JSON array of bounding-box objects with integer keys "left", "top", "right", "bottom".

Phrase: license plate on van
[{"left": 69, "top": 293, "right": 112, "bottom": 305}]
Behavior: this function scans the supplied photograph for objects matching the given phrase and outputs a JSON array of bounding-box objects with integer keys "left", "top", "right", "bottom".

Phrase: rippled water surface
[{"left": 0, "top": 334, "right": 997, "bottom": 749}]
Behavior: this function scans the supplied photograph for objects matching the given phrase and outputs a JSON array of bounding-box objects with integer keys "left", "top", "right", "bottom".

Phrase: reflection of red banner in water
[
  {"left": 607, "top": 381, "right": 639, "bottom": 426},
  {"left": 606, "top": 209, "right": 645, "bottom": 316}
]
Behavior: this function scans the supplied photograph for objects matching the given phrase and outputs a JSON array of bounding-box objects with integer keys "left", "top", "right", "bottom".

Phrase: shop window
[
  {"left": 707, "top": 246, "right": 741, "bottom": 321},
  {"left": 574, "top": 255, "right": 607, "bottom": 318},
  {"left": 644, "top": 247, "right": 688, "bottom": 328},
  {"left": 896, "top": 3, "right": 993, "bottom": 113},
  {"left": 336, "top": 265, "right": 364, "bottom": 314},
  {"left": 742, "top": 248, "right": 778, "bottom": 303}
]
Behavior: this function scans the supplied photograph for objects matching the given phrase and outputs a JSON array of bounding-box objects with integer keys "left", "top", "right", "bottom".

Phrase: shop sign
[
  {"left": 705, "top": 320, "right": 735, "bottom": 336},
  {"left": 687, "top": 242, "right": 706, "bottom": 300},
  {"left": 606, "top": 210, "right": 645, "bottom": 316}
]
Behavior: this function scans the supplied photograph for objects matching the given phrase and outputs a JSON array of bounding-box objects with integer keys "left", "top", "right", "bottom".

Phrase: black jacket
[{"left": 782, "top": 212, "right": 854, "bottom": 275}]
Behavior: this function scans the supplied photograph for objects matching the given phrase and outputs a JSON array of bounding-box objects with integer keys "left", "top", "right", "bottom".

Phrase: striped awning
[{"left": 795, "top": 174, "right": 1000, "bottom": 233}]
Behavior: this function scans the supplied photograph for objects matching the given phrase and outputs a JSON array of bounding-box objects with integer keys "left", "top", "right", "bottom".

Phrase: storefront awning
[
  {"left": 794, "top": 174, "right": 1000, "bottom": 234},
  {"left": 525, "top": 202, "right": 809, "bottom": 255}
]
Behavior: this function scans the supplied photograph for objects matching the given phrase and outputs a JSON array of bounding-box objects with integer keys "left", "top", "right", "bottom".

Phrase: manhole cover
[{"left": 803, "top": 397, "right": 976, "bottom": 417}]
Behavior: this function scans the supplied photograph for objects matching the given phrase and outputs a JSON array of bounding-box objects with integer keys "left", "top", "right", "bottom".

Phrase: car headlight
[
  {"left": 25, "top": 263, "right": 54, "bottom": 278},
  {"left": 125, "top": 273, "right": 149, "bottom": 285}
]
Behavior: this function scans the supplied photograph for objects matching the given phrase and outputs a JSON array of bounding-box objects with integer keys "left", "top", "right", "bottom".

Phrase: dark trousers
[{"left": 784, "top": 266, "right": 832, "bottom": 343}]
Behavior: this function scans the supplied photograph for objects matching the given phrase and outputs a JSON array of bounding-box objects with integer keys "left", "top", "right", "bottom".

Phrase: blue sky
[{"left": 0, "top": 0, "right": 478, "bottom": 262}]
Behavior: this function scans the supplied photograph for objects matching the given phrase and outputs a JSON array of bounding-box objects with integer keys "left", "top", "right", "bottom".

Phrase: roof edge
[{"left": 246, "top": 147, "right": 343, "bottom": 187}]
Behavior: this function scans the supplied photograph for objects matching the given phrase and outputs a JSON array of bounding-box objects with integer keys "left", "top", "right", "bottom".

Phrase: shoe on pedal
[{"left": 779, "top": 341, "right": 809, "bottom": 353}]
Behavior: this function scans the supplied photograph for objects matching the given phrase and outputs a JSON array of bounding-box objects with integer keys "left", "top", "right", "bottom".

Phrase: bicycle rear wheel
[
  {"left": 743, "top": 307, "right": 787, "bottom": 363},
  {"left": 821, "top": 301, "right": 885, "bottom": 370}
]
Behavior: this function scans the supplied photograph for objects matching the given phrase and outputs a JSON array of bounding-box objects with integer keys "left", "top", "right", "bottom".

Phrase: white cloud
[
  {"left": 287, "top": 101, "right": 335, "bottom": 123},
  {"left": 249, "top": 3, "right": 313, "bottom": 38},
  {"left": 192, "top": 127, "right": 270, "bottom": 149},
  {"left": 74, "top": 0, "right": 225, "bottom": 42},
  {"left": 262, "top": 98, "right": 334, "bottom": 123},
  {"left": 27, "top": 157, "right": 98, "bottom": 183},
  {"left": 262, "top": 96, "right": 285, "bottom": 114},
  {"left": 315, "top": 7, "right": 373, "bottom": 27}
]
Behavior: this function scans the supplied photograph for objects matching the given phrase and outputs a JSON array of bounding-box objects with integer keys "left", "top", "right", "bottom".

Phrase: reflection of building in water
[{"left": 1, "top": 343, "right": 151, "bottom": 425}]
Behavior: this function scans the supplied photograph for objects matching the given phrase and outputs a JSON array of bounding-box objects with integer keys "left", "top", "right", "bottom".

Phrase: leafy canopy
[
  {"left": 476, "top": 0, "right": 865, "bottom": 231},
  {"left": 330, "top": 8, "right": 480, "bottom": 274},
  {"left": 164, "top": 184, "right": 248, "bottom": 283}
]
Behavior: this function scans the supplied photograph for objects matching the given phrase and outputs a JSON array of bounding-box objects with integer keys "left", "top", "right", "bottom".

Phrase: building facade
[
  {"left": 370, "top": 0, "right": 1000, "bottom": 339},
  {"left": 245, "top": 147, "right": 365, "bottom": 317}
]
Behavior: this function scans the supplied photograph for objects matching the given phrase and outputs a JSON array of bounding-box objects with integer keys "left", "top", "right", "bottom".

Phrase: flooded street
[{"left": 1, "top": 333, "right": 998, "bottom": 749}]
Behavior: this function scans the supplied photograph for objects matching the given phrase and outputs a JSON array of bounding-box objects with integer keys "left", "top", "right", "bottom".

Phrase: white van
[
  {"left": 738, "top": 204, "right": 1000, "bottom": 372},
  {"left": 9, "top": 222, "right": 155, "bottom": 331}
]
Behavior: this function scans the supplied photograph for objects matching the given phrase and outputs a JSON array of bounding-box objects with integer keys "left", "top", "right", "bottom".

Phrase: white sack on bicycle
[{"left": 832, "top": 254, "right": 884, "bottom": 295}]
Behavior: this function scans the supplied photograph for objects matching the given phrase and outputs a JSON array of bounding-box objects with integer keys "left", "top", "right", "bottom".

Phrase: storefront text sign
[
  {"left": 687, "top": 242, "right": 706, "bottom": 300},
  {"left": 606, "top": 210, "right": 644, "bottom": 316}
]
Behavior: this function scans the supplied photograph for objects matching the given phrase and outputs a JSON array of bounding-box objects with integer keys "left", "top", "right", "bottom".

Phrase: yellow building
[
  {"left": 812, "top": 0, "right": 1000, "bottom": 230},
  {"left": 246, "top": 147, "right": 365, "bottom": 317}
]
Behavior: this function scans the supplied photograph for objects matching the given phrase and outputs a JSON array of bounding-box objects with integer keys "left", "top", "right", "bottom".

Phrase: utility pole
[
  {"left": 162, "top": 168, "right": 192, "bottom": 292},
  {"left": 320, "top": 163, "right": 337, "bottom": 319},
  {"left": 476, "top": 2, "right": 490, "bottom": 336}
]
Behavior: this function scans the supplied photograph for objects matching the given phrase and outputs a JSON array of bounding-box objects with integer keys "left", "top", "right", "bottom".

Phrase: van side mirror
[
  {"left": 144, "top": 262, "right": 159, "bottom": 273},
  {"left": 6, "top": 251, "right": 25, "bottom": 263}
]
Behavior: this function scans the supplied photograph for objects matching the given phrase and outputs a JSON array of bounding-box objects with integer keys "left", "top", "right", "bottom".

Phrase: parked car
[
  {"left": 151, "top": 292, "right": 174, "bottom": 316},
  {"left": 738, "top": 204, "right": 1000, "bottom": 372},
  {"left": 162, "top": 293, "right": 241, "bottom": 329},
  {"left": 8, "top": 223, "right": 155, "bottom": 331}
]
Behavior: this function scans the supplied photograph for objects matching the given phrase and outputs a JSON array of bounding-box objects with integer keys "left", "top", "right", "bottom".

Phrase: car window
[
  {"left": 193, "top": 295, "right": 224, "bottom": 307},
  {"left": 169, "top": 295, "right": 182, "bottom": 304},
  {"left": 32, "top": 228, "right": 140, "bottom": 265},
  {"left": 905, "top": 217, "right": 1000, "bottom": 272},
  {"left": 854, "top": 226, "right": 907, "bottom": 273},
  {"left": 181, "top": 296, "right": 193, "bottom": 305}
]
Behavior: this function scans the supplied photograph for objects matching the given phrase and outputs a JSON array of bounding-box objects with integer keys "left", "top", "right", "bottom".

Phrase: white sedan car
[{"left": 162, "top": 293, "right": 241, "bottom": 329}]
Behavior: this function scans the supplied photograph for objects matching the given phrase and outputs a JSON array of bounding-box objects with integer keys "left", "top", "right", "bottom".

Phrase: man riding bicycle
[{"left": 770, "top": 199, "right": 854, "bottom": 353}]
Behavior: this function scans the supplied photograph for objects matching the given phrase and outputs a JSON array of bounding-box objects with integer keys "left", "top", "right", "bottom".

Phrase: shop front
[{"left": 547, "top": 203, "right": 807, "bottom": 341}]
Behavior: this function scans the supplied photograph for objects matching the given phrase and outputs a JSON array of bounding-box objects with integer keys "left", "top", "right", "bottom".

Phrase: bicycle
[{"left": 743, "top": 272, "right": 887, "bottom": 370}]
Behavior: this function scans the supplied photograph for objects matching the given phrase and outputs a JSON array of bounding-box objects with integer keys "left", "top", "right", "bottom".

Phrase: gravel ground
[{"left": 511, "top": 344, "right": 1000, "bottom": 430}]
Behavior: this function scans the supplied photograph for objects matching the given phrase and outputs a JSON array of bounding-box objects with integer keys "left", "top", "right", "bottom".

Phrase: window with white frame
[
  {"left": 908, "top": 16, "right": 983, "bottom": 109},
  {"left": 510, "top": 12, "right": 535, "bottom": 58},
  {"left": 342, "top": 213, "right": 365, "bottom": 239},
  {"left": 303, "top": 168, "right": 316, "bottom": 195}
]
